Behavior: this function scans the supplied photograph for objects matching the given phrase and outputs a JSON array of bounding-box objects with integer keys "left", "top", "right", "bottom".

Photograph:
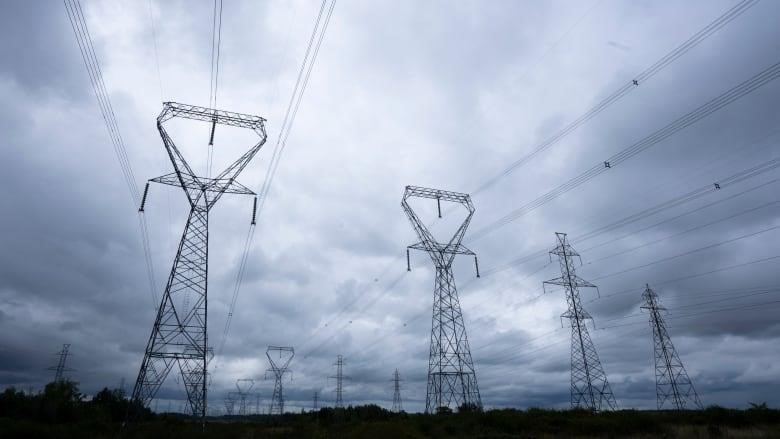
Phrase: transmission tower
[
  {"left": 235, "top": 379, "right": 255, "bottom": 416},
  {"left": 641, "top": 284, "right": 704, "bottom": 410},
  {"left": 544, "top": 232, "right": 618, "bottom": 411},
  {"left": 403, "top": 186, "right": 482, "bottom": 413},
  {"left": 131, "top": 102, "right": 267, "bottom": 420},
  {"left": 47, "top": 344, "right": 73, "bottom": 382},
  {"left": 330, "top": 355, "right": 346, "bottom": 408},
  {"left": 313, "top": 391, "right": 319, "bottom": 411},
  {"left": 265, "top": 346, "right": 294, "bottom": 415},
  {"left": 391, "top": 369, "right": 403, "bottom": 413},
  {"left": 223, "top": 392, "right": 237, "bottom": 416}
]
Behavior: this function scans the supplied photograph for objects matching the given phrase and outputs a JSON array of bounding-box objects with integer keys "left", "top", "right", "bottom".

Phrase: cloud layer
[{"left": 1, "top": 0, "right": 779, "bottom": 414}]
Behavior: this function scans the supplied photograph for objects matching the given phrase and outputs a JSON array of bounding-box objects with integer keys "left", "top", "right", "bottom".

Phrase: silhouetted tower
[
  {"left": 331, "top": 355, "right": 345, "bottom": 408},
  {"left": 544, "top": 232, "right": 617, "bottom": 411},
  {"left": 265, "top": 346, "right": 294, "bottom": 414},
  {"left": 235, "top": 379, "right": 255, "bottom": 416},
  {"left": 641, "top": 284, "right": 703, "bottom": 410},
  {"left": 47, "top": 344, "right": 73, "bottom": 382},
  {"left": 131, "top": 102, "right": 267, "bottom": 420},
  {"left": 313, "top": 391, "right": 319, "bottom": 411},
  {"left": 391, "top": 369, "right": 403, "bottom": 413},
  {"left": 403, "top": 186, "right": 482, "bottom": 413},
  {"left": 223, "top": 392, "right": 237, "bottom": 416}
]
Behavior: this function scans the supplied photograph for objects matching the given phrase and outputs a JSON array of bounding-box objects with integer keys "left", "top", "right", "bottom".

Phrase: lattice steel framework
[
  {"left": 265, "top": 346, "right": 294, "bottom": 415},
  {"left": 131, "top": 102, "right": 267, "bottom": 419},
  {"left": 235, "top": 379, "right": 255, "bottom": 416},
  {"left": 48, "top": 344, "right": 73, "bottom": 382},
  {"left": 403, "top": 186, "right": 482, "bottom": 413},
  {"left": 391, "top": 369, "right": 403, "bottom": 413},
  {"left": 331, "top": 355, "right": 345, "bottom": 408},
  {"left": 544, "top": 232, "right": 617, "bottom": 411},
  {"left": 223, "top": 392, "right": 237, "bottom": 416},
  {"left": 313, "top": 391, "right": 319, "bottom": 411},
  {"left": 641, "top": 284, "right": 703, "bottom": 410}
]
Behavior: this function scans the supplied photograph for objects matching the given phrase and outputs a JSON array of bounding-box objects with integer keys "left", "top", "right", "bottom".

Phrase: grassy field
[{"left": 1, "top": 381, "right": 778, "bottom": 438}]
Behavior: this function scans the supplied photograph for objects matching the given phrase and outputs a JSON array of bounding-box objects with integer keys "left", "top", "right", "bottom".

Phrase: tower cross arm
[
  {"left": 403, "top": 185, "right": 475, "bottom": 210},
  {"left": 208, "top": 178, "right": 256, "bottom": 195},
  {"left": 543, "top": 275, "right": 597, "bottom": 289},
  {"left": 151, "top": 172, "right": 198, "bottom": 189},
  {"left": 401, "top": 185, "right": 475, "bottom": 253},
  {"left": 158, "top": 102, "right": 267, "bottom": 135},
  {"left": 561, "top": 308, "right": 593, "bottom": 321},
  {"left": 408, "top": 242, "right": 475, "bottom": 255},
  {"left": 150, "top": 173, "right": 255, "bottom": 196}
]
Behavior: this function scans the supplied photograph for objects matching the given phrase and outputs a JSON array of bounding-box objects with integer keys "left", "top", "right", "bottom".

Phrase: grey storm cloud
[{"left": 1, "top": 0, "right": 779, "bottom": 415}]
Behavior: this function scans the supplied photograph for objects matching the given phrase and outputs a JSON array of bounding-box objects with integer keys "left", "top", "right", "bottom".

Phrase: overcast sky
[{"left": 1, "top": 0, "right": 779, "bottom": 414}]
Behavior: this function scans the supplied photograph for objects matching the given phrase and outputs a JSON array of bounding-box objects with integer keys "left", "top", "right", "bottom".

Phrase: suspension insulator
[
  {"left": 139, "top": 182, "right": 150, "bottom": 212},
  {"left": 251, "top": 197, "right": 258, "bottom": 225},
  {"left": 406, "top": 249, "right": 411, "bottom": 272},
  {"left": 437, "top": 197, "right": 442, "bottom": 218},
  {"left": 474, "top": 256, "right": 480, "bottom": 278},
  {"left": 208, "top": 118, "right": 217, "bottom": 146}
]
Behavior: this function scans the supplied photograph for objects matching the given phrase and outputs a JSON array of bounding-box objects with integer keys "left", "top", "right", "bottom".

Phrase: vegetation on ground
[{"left": 1, "top": 380, "right": 778, "bottom": 438}]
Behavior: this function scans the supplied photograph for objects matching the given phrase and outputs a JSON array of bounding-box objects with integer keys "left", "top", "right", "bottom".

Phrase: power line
[
  {"left": 601, "top": 287, "right": 780, "bottom": 324},
  {"left": 597, "top": 254, "right": 780, "bottom": 300},
  {"left": 335, "top": 164, "right": 779, "bottom": 362},
  {"left": 598, "top": 299, "right": 780, "bottom": 331},
  {"left": 469, "top": 61, "right": 780, "bottom": 241},
  {"left": 578, "top": 178, "right": 779, "bottom": 254},
  {"left": 212, "top": 0, "right": 337, "bottom": 376},
  {"left": 147, "top": 0, "right": 164, "bottom": 101},
  {"left": 330, "top": 0, "right": 763, "bottom": 351},
  {"left": 469, "top": 0, "right": 760, "bottom": 196},
  {"left": 209, "top": 0, "right": 224, "bottom": 109},
  {"left": 590, "top": 223, "right": 779, "bottom": 282},
  {"left": 64, "top": 0, "right": 158, "bottom": 310},
  {"left": 584, "top": 199, "right": 780, "bottom": 266},
  {"left": 577, "top": 159, "right": 780, "bottom": 244},
  {"left": 207, "top": 0, "right": 224, "bottom": 178},
  {"left": 480, "top": 160, "right": 780, "bottom": 277},
  {"left": 257, "top": 0, "right": 337, "bottom": 216}
]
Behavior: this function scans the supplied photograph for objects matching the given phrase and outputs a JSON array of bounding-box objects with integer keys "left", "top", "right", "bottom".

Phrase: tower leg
[
  {"left": 569, "top": 316, "right": 616, "bottom": 410},
  {"left": 132, "top": 207, "right": 209, "bottom": 419},
  {"left": 425, "top": 266, "right": 481, "bottom": 413}
]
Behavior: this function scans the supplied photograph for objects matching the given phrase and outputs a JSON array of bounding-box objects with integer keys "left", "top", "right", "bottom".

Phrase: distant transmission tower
[
  {"left": 265, "top": 346, "right": 294, "bottom": 415},
  {"left": 544, "top": 232, "right": 618, "bottom": 411},
  {"left": 47, "top": 344, "right": 73, "bottom": 382},
  {"left": 641, "top": 284, "right": 703, "bottom": 410},
  {"left": 131, "top": 102, "right": 267, "bottom": 420},
  {"left": 403, "top": 186, "right": 482, "bottom": 413},
  {"left": 223, "top": 392, "right": 236, "bottom": 416},
  {"left": 236, "top": 379, "right": 255, "bottom": 416},
  {"left": 313, "top": 391, "right": 319, "bottom": 411},
  {"left": 331, "top": 355, "right": 346, "bottom": 408},
  {"left": 391, "top": 369, "right": 403, "bottom": 413}
]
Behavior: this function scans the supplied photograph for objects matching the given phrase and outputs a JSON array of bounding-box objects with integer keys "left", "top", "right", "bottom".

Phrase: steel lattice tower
[
  {"left": 313, "top": 391, "right": 319, "bottom": 411},
  {"left": 235, "top": 379, "right": 255, "bottom": 416},
  {"left": 131, "top": 102, "right": 267, "bottom": 419},
  {"left": 641, "top": 284, "right": 703, "bottom": 410},
  {"left": 403, "top": 186, "right": 482, "bottom": 413},
  {"left": 47, "top": 344, "right": 73, "bottom": 382},
  {"left": 391, "top": 369, "right": 403, "bottom": 413},
  {"left": 265, "top": 346, "right": 294, "bottom": 415},
  {"left": 223, "top": 392, "right": 237, "bottom": 416},
  {"left": 544, "top": 232, "right": 618, "bottom": 411},
  {"left": 331, "top": 355, "right": 345, "bottom": 408}
]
